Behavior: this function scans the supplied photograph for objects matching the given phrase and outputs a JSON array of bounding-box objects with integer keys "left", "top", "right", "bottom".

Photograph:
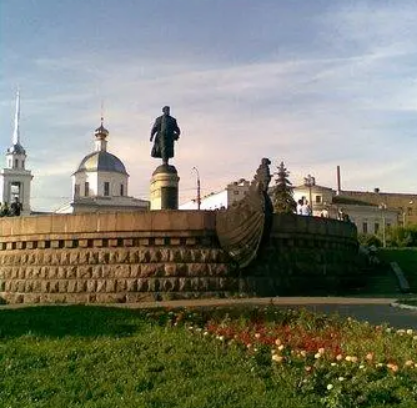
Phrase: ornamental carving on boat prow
[{"left": 216, "top": 158, "right": 274, "bottom": 268}]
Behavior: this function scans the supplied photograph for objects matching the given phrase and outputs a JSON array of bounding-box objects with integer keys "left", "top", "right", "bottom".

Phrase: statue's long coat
[{"left": 151, "top": 115, "right": 180, "bottom": 161}]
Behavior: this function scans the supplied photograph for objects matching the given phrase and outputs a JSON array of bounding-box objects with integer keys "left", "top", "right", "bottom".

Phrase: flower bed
[{"left": 151, "top": 306, "right": 417, "bottom": 407}]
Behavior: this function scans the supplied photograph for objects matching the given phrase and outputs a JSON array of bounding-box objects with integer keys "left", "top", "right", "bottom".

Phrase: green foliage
[
  {"left": 358, "top": 233, "right": 382, "bottom": 248},
  {"left": 273, "top": 161, "right": 297, "bottom": 214}
]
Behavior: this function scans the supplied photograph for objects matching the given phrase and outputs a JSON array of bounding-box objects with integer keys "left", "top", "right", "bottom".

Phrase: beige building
[{"left": 293, "top": 184, "right": 399, "bottom": 235}]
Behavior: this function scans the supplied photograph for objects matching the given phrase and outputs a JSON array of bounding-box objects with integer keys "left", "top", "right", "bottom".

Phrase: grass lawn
[
  {"left": 2, "top": 305, "right": 417, "bottom": 408},
  {"left": 377, "top": 248, "right": 417, "bottom": 292},
  {"left": 0, "top": 306, "right": 312, "bottom": 408}
]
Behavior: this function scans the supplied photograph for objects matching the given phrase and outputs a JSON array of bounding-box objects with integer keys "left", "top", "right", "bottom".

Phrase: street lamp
[
  {"left": 192, "top": 167, "right": 201, "bottom": 210},
  {"left": 379, "top": 203, "right": 387, "bottom": 248},
  {"left": 304, "top": 174, "right": 316, "bottom": 215}
]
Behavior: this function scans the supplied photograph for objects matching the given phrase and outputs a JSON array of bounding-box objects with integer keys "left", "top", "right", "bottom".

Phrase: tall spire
[{"left": 12, "top": 89, "right": 20, "bottom": 145}]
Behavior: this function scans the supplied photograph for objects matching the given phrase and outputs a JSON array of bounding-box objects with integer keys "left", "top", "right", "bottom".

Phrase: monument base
[{"left": 150, "top": 164, "right": 180, "bottom": 210}]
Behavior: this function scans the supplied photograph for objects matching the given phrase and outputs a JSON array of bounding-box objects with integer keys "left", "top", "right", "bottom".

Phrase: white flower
[
  {"left": 314, "top": 353, "right": 321, "bottom": 359},
  {"left": 331, "top": 362, "right": 337, "bottom": 367},
  {"left": 407, "top": 329, "right": 413, "bottom": 335},
  {"left": 338, "top": 377, "right": 345, "bottom": 382},
  {"left": 327, "top": 384, "right": 334, "bottom": 391},
  {"left": 278, "top": 344, "right": 285, "bottom": 351}
]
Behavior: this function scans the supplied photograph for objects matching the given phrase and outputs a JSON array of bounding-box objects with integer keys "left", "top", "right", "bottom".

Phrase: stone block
[
  {"left": 64, "top": 240, "right": 75, "bottom": 248},
  {"left": 87, "top": 280, "right": 96, "bottom": 292},
  {"left": 88, "top": 251, "right": 99, "bottom": 264},
  {"left": 24, "top": 280, "right": 33, "bottom": 292},
  {"left": 76, "top": 280, "right": 86, "bottom": 293},
  {"left": 49, "top": 280, "right": 59, "bottom": 293},
  {"left": 130, "top": 264, "right": 140, "bottom": 278},
  {"left": 139, "top": 238, "right": 150, "bottom": 246},
  {"left": 169, "top": 237, "right": 180, "bottom": 246},
  {"left": 164, "top": 263, "right": 177, "bottom": 277},
  {"left": 108, "top": 239, "right": 118, "bottom": 247},
  {"left": 115, "top": 265, "right": 130, "bottom": 278},
  {"left": 69, "top": 252, "right": 79, "bottom": 264},
  {"left": 116, "top": 250, "right": 128, "bottom": 263},
  {"left": 109, "top": 251, "right": 117, "bottom": 264},
  {"left": 140, "top": 264, "right": 157, "bottom": 277},
  {"left": 58, "top": 267, "right": 66, "bottom": 279},
  {"left": 129, "top": 250, "right": 139, "bottom": 263},
  {"left": 26, "top": 242, "right": 35, "bottom": 249},
  {"left": 139, "top": 250, "right": 151, "bottom": 263},
  {"left": 137, "top": 278, "right": 149, "bottom": 292},
  {"left": 51, "top": 240, "right": 60, "bottom": 249},
  {"left": 106, "top": 280, "right": 115, "bottom": 293},
  {"left": 93, "top": 239, "right": 103, "bottom": 248},
  {"left": 67, "top": 280, "right": 77, "bottom": 293},
  {"left": 179, "top": 277, "right": 190, "bottom": 292},
  {"left": 101, "top": 265, "right": 112, "bottom": 278},
  {"left": 91, "top": 266, "right": 101, "bottom": 279},
  {"left": 66, "top": 266, "right": 77, "bottom": 279},
  {"left": 37, "top": 241, "right": 47, "bottom": 249},
  {"left": 155, "top": 238, "right": 165, "bottom": 246},
  {"left": 123, "top": 239, "right": 133, "bottom": 247},
  {"left": 79, "top": 239, "right": 88, "bottom": 248},
  {"left": 187, "top": 263, "right": 207, "bottom": 276},
  {"left": 98, "top": 250, "right": 109, "bottom": 264},
  {"left": 185, "top": 237, "right": 197, "bottom": 246},
  {"left": 126, "top": 279, "right": 137, "bottom": 292},
  {"left": 116, "top": 279, "right": 127, "bottom": 292},
  {"left": 149, "top": 249, "right": 161, "bottom": 263},
  {"left": 17, "top": 280, "right": 25, "bottom": 292},
  {"left": 96, "top": 280, "right": 106, "bottom": 293},
  {"left": 77, "top": 266, "right": 91, "bottom": 279},
  {"left": 59, "top": 280, "right": 68, "bottom": 293}
]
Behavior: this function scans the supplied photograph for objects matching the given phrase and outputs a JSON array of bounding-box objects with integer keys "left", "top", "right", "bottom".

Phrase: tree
[{"left": 272, "top": 162, "right": 297, "bottom": 214}]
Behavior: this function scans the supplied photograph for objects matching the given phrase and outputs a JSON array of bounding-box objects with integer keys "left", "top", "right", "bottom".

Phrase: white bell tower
[{"left": 0, "top": 90, "right": 33, "bottom": 215}]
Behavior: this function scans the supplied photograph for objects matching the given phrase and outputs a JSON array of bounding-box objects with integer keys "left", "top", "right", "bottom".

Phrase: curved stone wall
[
  {"left": 0, "top": 212, "right": 236, "bottom": 303},
  {"left": 0, "top": 212, "right": 359, "bottom": 303},
  {"left": 243, "top": 214, "right": 360, "bottom": 295}
]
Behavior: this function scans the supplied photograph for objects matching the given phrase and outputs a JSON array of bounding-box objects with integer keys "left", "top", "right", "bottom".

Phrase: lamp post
[
  {"left": 192, "top": 167, "right": 201, "bottom": 210},
  {"left": 304, "top": 174, "right": 316, "bottom": 215},
  {"left": 379, "top": 203, "right": 387, "bottom": 248}
]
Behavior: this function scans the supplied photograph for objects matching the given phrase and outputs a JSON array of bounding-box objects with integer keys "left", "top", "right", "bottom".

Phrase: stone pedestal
[{"left": 150, "top": 164, "right": 180, "bottom": 210}]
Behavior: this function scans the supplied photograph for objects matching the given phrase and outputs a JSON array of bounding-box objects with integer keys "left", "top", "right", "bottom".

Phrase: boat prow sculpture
[{"left": 216, "top": 158, "right": 274, "bottom": 269}]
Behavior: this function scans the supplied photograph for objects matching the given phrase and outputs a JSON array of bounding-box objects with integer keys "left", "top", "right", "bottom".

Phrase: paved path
[{"left": 3, "top": 297, "right": 417, "bottom": 329}]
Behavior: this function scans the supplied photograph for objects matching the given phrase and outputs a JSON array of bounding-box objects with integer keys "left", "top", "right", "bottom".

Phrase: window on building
[
  {"left": 315, "top": 195, "right": 322, "bottom": 203},
  {"left": 14, "top": 159, "right": 18, "bottom": 168},
  {"left": 104, "top": 182, "right": 110, "bottom": 197},
  {"left": 120, "top": 184, "right": 124, "bottom": 196},
  {"left": 85, "top": 182, "right": 89, "bottom": 197},
  {"left": 22, "top": 160, "right": 25, "bottom": 169},
  {"left": 374, "top": 223, "right": 380, "bottom": 234},
  {"left": 362, "top": 222, "right": 368, "bottom": 234}
]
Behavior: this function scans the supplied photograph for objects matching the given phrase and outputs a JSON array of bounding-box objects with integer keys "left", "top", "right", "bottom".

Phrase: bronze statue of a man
[{"left": 150, "top": 106, "right": 181, "bottom": 165}]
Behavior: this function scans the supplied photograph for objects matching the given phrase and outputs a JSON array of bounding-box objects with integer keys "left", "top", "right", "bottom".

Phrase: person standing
[{"left": 10, "top": 197, "right": 22, "bottom": 216}]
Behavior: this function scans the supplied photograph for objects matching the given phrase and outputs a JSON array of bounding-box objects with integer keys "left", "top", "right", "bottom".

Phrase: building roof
[
  {"left": 75, "top": 151, "right": 128, "bottom": 175},
  {"left": 7, "top": 143, "right": 26, "bottom": 155}
]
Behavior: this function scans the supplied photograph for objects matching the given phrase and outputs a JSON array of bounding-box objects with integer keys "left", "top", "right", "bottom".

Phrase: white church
[
  {"left": 2, "top": 92, "right": 149, "bottom": 215},
  {"left": 0, "top": 91, "right": 33, "bottom": 215}
]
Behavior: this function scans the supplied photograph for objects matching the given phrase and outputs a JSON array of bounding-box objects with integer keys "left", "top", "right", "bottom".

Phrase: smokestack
[{"left": 336, "top": 165, "right": 341, "bottom": 195}]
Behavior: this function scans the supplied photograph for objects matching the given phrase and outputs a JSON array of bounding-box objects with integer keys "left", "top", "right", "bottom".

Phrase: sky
[{"left": 1, "top": 0, "right": 417, "bottom": 211}]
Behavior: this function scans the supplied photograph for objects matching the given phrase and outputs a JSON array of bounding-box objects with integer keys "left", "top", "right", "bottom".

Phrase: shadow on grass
[{"left": 0, "top": 305, "right": 149, "bottom": 339}]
